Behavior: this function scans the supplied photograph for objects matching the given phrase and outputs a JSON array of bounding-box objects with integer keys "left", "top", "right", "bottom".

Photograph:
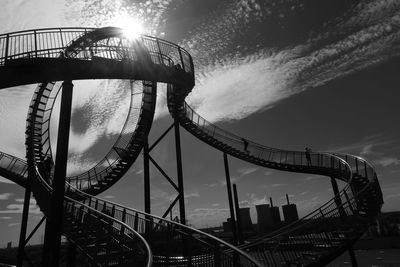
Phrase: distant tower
[
  {"left": 223, "top": 218, "right": 233, "bottom": 232},
  {"left": 282, "top": 194, "right": 299, "bottom": 223},
  {"left": 239, "top": 207, "right": 253, "bottom": 232},
  {"left": 256, "top": 204, "right": 274, "bottom": 233},
  {"left": 270, "top": 197, "right": 281, "bottom": 227}
]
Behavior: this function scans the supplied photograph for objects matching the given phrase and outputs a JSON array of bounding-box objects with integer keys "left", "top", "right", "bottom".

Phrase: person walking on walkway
[
  {"left": 241, "top": 138, "right": 250, "bottom": 154},
  {"left": 305, "top": 147, "right": 312, "bottom": 166}
]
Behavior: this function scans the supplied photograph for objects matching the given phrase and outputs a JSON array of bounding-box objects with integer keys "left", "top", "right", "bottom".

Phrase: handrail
[
  {"left": 34, "top": 165, "right": 153, "bottom": 267},
  {"left": 66, "top": 182, "right": 263, "bottom": 266},
  {"left": 20, "top": 27, "right": 261, "bottom": 266}
]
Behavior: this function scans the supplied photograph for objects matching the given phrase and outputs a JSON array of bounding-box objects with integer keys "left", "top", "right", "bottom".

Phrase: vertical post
[
  {"left": 43, "top": 80, "right": 74, "bottom": 267},
  {"left": 144, "top": 138, "right": 151, "bottom": 214},
  {"left": 66, "top": 242, "right": 76, "bottom": 267},
  {"left": 233, "top": 184, "right": 243, "bottom": 244},
  {"left": 330, "top": 177, "right": 346, "bottom": 219},
  {"left": 223, "top": 153, "right": 238, "bottom": 245},
  {"left": 17, "top": 186, "right": 31, "bottom": 267},
  {"left": 348, "top": 246, "right": 358, "bottom": 267},
  {"left": 174, "top": 119, "right": 186, "bottom": 225},
  {"left": 143, "top": 138, "right": 151, "bottom": 235}
]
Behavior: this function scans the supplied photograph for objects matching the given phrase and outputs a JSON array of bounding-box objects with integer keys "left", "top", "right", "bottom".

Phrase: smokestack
[
  {"left": 270, "top": 197, "right": 273, "bottom": 207},
  {"left": 286, "top": 194, "right": 290, "bottom": 205}
]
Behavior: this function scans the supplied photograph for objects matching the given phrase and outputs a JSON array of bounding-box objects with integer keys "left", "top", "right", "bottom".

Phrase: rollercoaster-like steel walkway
[{"left": 0, "top": 27, "right": 383, "bottom": 266}]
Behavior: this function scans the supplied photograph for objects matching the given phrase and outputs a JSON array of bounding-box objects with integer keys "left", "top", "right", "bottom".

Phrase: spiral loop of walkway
[{"left": 0, "top": 27, "right": 261, "bottom": 266}]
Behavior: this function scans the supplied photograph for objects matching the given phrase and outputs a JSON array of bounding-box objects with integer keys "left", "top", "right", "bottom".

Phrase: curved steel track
[{"left": 0, "top": 27, "right": 383, "bottom": 266}]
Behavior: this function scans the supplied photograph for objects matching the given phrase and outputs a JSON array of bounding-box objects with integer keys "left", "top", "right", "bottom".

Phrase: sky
[{"left": 1, "top": 0, "right": 400, "bottom": 247}]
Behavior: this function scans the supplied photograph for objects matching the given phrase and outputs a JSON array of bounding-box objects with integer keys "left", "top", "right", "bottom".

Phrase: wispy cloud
[
  {"left": 0, "top": 193, "right": 13, "bottom": 200},
  {"left": 0, "top": 198, "right": 41, "bottom": 215},
  {"left": 184, "top": 192, "right": 200, "bottom": 199},
  {"left": 374, "top": 157, "right": 400, "bottom": 167},
  {"left": 270, "top": 183, "right": 288, "bottom": 188},
  {"left": 185, "top": 0, "right": 400, "bottom": 123},
  {"left": 237, "top": 166, "right": 259, "bottom": 177},
  {"left": 0, "top": 204, "right": 41, "bottom": 215},
  {"left": 0, "top": 177, "right": 16, "bottom": 185}
]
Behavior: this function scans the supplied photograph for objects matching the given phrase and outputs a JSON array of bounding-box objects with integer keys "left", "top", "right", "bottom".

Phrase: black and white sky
[{"left": 1, "top": 0, "right": 400, "bottom": 246}]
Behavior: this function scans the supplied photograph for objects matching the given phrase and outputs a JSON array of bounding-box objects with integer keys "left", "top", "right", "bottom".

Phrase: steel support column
[
  {"left": 17, "top": 186, "right": 31, "bottom": 267},
  {"left": 348, "top": 246, "right": 358, "bottom": 267},
  {"left": 143, "top": 138, "right": 152, "bottom": 235},
  {"left": 233, "top": 184, "right": 243, "bottom": 244},
  {"left": 43, "top": 80, "right": 74, "bottom": 267},
  {"left": 66, "top": 242, "right": 76, "bottom": 267},
  {"left": 223, "top": 153, "right": 238, "bottom": 245},
  {"left": 331, "top": 177, "right": 358, "bottom": 266},
  {"left": 330, "top": 177, "right": 346, "bottom": 218},
  {"left": 174, "top": 119, "right": 186, "bottom": 225}
]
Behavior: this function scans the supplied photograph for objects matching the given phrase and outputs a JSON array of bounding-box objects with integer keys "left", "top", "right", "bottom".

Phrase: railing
[
  {"left": 65, "top": 80, "right": 146, "bottom": 190},
  {"left": 0, "top": 151, "right": 28, "bottom": 178},
  {"left": 31, "top": 163, "right": 152, "bottom": 267},
  {"left": 66, "top": 184, "right": 262, "bottom": 267},
  {"left": 19, "top": 27, "right": 194, "bottom": 191},
  {"left": 182, "top": 102, "right": 349, "bottom": 171},
  {"left": 173, "top": 100, "right": 383, "bottom": 265},
  {"left": 21, "top": 27, "right": 261, "bottom": 266},
  {"left": 0, "top": 27, "right": 194, "bottom": 79}
]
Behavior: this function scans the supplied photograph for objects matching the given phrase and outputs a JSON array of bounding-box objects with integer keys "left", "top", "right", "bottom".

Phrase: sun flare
[{"left": 114, "top": 14, "right": 144, "bottom": 40}]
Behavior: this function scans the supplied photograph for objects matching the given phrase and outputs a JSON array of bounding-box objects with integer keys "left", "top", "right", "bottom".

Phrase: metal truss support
[
  {"left": 145, "top": 121, "right": 186, "bottom": 224},
  {"left": 17, "top": 185, "right": 31, "bottom": 267},
  {"left": 174, "top": 119, "right": 186, "bottom": 225},
  {"left": 143, "top": 138, "right": 152, "bottom": 236},
  {"left": 233, "top": 184, "right": 244, "bottom": 244},
  {"left": 331, "top": 177, "right": 358, "bottom": 266},
  {"left": 348, "top": 246, "right": 358, "bottom": 267},
  {"left": 330, "top": 177, "right": 346, "bottom": 218},
  {"left": 223, "top": 153, "right": 238, "bottom": 245},
  {"left": 66, "top": 242, "right": 77, "bottom": 267},
  {"left": 43, "top": 80, "right": 74, "bottom": 267},
  {"left": 17, "top": 215, "right": 46, "bottom": 267}
]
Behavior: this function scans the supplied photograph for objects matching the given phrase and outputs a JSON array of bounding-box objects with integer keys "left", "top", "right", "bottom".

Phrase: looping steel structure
[{"left": 0, "top": 27, "right": 383, "bottom": 266}]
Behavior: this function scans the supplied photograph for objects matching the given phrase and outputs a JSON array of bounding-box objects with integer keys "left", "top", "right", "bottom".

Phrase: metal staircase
[
  {"left": 0, "top": 26, "right": 384, "bottom": 266},
  {"left": 166, "top": 94, "right": 383, "bottom": 266},
  {"left": 0, "top": 27, "right": 262, "bottom": 266}
]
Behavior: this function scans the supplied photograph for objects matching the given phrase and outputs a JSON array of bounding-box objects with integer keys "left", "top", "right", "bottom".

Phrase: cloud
[
  {"left": 0, "top": 216, "right": 12, "bottom": 220},
  {"left": 103, "top": 195, "right": 115, "bottom": 199},
  {"left": 0, "top": 193, "right": 13, "bottom": 200},
  {"left": 15, "top": 198, "right": 36, "bottom": 205},
  {"left": 184, "top": 192, "right": 200, "bottom": 199},
  {"left": 270, "top": 183, "right": 288, "bottom": 187},
  {"left": 374, "top": 157, "right": 400, "bottom": 167},
  {"left": 0, "top": 177, "right": 16, "bottom": 185},
  {"left": 237, "top": 167, "right": 259, "bottom": 177},
  {"left": 0, "top": 199, "right": 41, "bottom": 215},
  {"left": 184, "top": 0, "right": 400, "bottom": 123},
  {"left": 8, "top": 222, "right": 20, "bottom": 227}
]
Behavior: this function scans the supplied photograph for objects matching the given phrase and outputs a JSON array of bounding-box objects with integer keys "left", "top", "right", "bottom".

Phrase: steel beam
[
  {"left": 223, "top": 153, "right": 238, "bottom": 245},
  {"left": 43, "top": 80, "right": 74, "bottom": 267},
  {"left": 174, "top": 119, "right": 186, "bottom": 225},
  {"left": 17, "top": 186, "right": 31, "bottom": 267},
  {"left": 233, "top": 184, "right": 244, "bottom": 244}
]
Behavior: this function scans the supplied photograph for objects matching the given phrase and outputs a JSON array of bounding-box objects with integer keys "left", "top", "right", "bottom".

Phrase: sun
[{"left": 114, "top": 14, "right": 145, "bottom": 40}]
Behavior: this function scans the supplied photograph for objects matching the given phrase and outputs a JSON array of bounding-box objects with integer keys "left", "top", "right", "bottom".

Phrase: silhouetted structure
[
  {"left": 269, "top": 197, "right": 281, "bottom": 226},
  {"left": 256, "top": 204, "right": 274, "bottom": 233},
  {"left": 282, "top": 194, "right": 299, "bottom": 223},
  {"left": 239, "top": 207, "right": 254, "bottom": 232},
  {"left": 223, "top": 218, "right": 233, "bottom": 232}
]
